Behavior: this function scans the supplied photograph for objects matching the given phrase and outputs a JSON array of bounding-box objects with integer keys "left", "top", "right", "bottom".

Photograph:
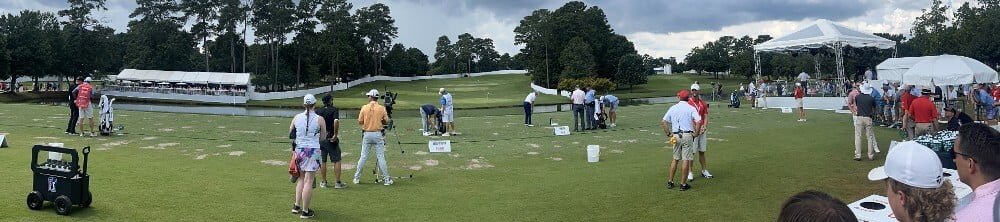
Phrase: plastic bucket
[{"left": 587, "top": 145, "right": 600, "bottom": 163}]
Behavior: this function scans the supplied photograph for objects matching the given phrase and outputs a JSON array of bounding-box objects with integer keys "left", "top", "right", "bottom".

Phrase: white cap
[
  {"left": 439, "top": 88, "right": 446, "bottom": 94},
  {"left": 84, "top": 77, "right": 92, "bottom": 82},
  {"left": 365, "top": 89, "right": 380, "bottom": 97},
  {"left": 303, "top": 94, "right": 316, "bottom": 105},
  {"left": 690, "top": 84, "right": 701, "bottom": 91},
  {"left": 860, "top": 83, "right": 873, "bottom": 95},
  {"left": 795, "top": 82, "right": 801, "bottom": 86},
  {"left": 868, "top": 141, "right": 944, "bottom": 189}
]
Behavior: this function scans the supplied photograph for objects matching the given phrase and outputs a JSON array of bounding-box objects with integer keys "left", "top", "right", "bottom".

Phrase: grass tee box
[{"left": 0, "top": 102, "right": 896, "bottom": 221}]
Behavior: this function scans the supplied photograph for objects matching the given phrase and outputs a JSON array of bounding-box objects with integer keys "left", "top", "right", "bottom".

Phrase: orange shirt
[
  {"left": 907, "top": 96, "right": 938, "bottom": 123},
  {"left": 358, "top": 101, "right": 388, "bottom": 131}
]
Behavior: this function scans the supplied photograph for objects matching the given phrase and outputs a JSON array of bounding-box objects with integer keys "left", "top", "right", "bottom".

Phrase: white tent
[
  {"left": 753, "top": 19, "right": 897, "bottom": 95},
  {"left": 116, "top": 69, "right": 251, "bottom": 85},
  {"left": 877, "top": 55, "right": 999, "bottom": 86}
]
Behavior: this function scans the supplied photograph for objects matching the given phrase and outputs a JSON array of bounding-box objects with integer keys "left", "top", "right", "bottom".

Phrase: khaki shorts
[
  {"left": 672, "top": 133, "right": 694, "bottom": 161},
  {"left": 692, "top": 133, "right": 707, "bottom": 152},
  {"left": 795, "top": 98, "right": 804, "bottom": 108},
  {"left": 78, "top": 105, "right": 93, "bottom": 118}
]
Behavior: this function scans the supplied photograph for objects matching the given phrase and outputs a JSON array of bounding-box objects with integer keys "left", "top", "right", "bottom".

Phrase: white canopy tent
[
  {"left": 116, "top": 69, "right": 251, "bottom": 86},
  {"left": 877, "top": 55, "right": 999, "bottom": 86},
  {"left": 753, "top": 19, "right": 897, "bottom": 95}
]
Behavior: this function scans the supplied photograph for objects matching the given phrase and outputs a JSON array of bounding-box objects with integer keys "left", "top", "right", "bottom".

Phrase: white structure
[
  {"left": 653, "top": 64, "right": 673, "bottom": 74},
  {"left": 877, "top": 55, "right": 999, "bottom": 86},
  {"left": 754, "top": 19, "right": 896, "bottom": 95},
  {"left": 102, "top": 69, "right": 252, "bottom": 104}
]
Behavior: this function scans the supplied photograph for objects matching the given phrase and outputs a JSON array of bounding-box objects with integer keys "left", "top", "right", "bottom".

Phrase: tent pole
[
  {"left": 754, "top": 51, "right": 761, "bottom": 82},
  {"left": 835, "top": 42, "right": 846, "bottom": 96}
]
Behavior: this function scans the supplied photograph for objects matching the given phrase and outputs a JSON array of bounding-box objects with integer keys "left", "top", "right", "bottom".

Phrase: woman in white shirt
[{"left": 289, "top": 94, "right": 327, "bottom": 219}]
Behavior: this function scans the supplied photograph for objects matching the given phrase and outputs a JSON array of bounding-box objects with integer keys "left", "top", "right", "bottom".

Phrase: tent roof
[
  {"left": 116, "top": 69, "right": 251, "bottom": 85},
  {"left": 754, "top": 19, "right": 896, "bottom": 52}
]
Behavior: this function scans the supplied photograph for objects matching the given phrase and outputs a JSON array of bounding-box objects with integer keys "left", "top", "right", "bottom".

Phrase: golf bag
[
  {"left": 596, "top": 113, "right": 608, "bottom": 129},
  {"left": 435, "top": 113, "right": 447, "bottom": 135},
  {"left": 98, "top": 95, "right": 115, "bottom": 136},
  {"left": 728, "top": 91, "right": 741, "bottom": 108}
]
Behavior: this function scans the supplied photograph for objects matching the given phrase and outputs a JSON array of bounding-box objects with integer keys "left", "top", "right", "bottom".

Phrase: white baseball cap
[
  {"left": 365, "top": 89, "right": 380, "bottom": 97},
  {"left": 690, "top": 83, "right": 701, "bottom": 91},
  {"left": 439, "top": 88, "right": 446, "bottom": 94},
  {"left": 84, "top": 77, "right": 92, "bottom": 82},
  {"left": 795, "top": 82, "right": 801, "bottom": 86},
  {"left": 868, "top": 141, "right": 944, "bottom": 189},
  {"left": 860, "top": 83, "right": 873, "bottom": 95},
  {"left": 303, "top": 94, "right": 316, "bottom": 105}
]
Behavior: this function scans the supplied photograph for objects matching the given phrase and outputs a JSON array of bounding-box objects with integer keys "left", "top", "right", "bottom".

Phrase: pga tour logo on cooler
[{"left": 47, "top": 177, "right": 58, "bottom": 192}]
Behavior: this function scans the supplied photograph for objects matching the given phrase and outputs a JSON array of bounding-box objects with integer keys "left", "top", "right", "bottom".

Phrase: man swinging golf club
[
  {"left": 661, "top": 90, "right": 702, "bottom": 191},
  {"left": 354, "top": 89, "right": 393, "bottom": 186}
]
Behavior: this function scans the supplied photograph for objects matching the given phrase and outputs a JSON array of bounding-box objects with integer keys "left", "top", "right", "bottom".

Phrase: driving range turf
[{"left": 0, "top": 97, "right": 899, "bottom": 221}]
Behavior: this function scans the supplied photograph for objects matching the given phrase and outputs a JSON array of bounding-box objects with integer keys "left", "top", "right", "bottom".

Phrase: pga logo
[{"left": 47, "top": 177, "right": 58, "bottom": 193}]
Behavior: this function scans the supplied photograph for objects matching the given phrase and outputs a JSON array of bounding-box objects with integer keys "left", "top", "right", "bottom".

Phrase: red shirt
[
  {"left": 993, "top": 86, "right": 1000, "bottom": 102},
  {"left": 794, "top": 88, "right": 804, "bottom": 99},
  {"left": 75, "top": 83, "right": 92, "bottom": 108},
  {"left": 900, "top": 91, "right": 915, "bottom": 111},
  {"left": 908, "top": 96, "right": 938, "bottom": 123},
  {"left": 687, "top": 97, "right": 708, "bottom": 126}
]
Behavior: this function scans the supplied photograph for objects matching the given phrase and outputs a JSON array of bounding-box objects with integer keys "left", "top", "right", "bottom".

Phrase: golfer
[
  {"left": 523, "top": 91, "right": 536, "bottom": 127},
  {"left": 602, "top": 94, "right": 619, "bottom": 127},
  {"left": 687, "top": 84, "right": 713, "bottom": 181},
  {"left": 289, "top": 94, "right": 327, "bottom": 219},
  {"left": 661, "top": 90, "right": 702, "bottom": 191},
  {"left": 65, "top": 78, "right": 80, "bottom": 135},
  {"left": 570, "top": 86, "right": 586, "bottom": 131},
  {"left": 794, "top": 83, "right": 806, "bottom": 122},
  {"left": 420, "top": 104, "right": 440, "bottom": 136},
  {"left": 315, "top": 94, "right": 344, "bottom": 189},
  {"left": 354, "top": 89, "right": 393, "bottom": 186},
  {"left": 74, "top": 77, "right": 95, "bottom": 137},
  {"left": 439, "top": 88, "right": 458, "bottom": 136}
]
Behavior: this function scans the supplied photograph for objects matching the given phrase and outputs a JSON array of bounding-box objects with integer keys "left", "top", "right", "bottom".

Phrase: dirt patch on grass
[
  {"left": 547, "top": 157, "right": 563, "bottom": 161},
  {"left": 341, "top": 162, "right": 356, "bottom": 170},
  {"left": 707, "top": 138, "right": 728, "bottom": 142},
  {"left": 610, "top": 149, "right": 624, "bottom": 153},
  {"left": 159, "top": 128, "right": 174, "bottom": 132},
  {"left": 139, "top": 146, "right": 161, "bottom": 150},
  {"left": 217, "top": 126, "right": 226, "bottom": 129},
  {"left": 235, "top": 130, "right": 261, "bottom": 134},
  {"left": 141, "top": 136, "right": 158, "bottom": 140},
  {"left": 181, "top": 126, "right": 193, "bottom": 129},
  {"left": 261, "top": 160, "right": 288, "bottom": 166},
  {"left": 414, "top": 151, "right": 429, "bottom": 155},
  {"left": 723, "top": 126, "right": 737, "bottom": 128},
  {"left": 228, "top": 151, "right": 246, "bottom": 156},
  {"left": 526, "top": 143, "right": 540, "bottom": 148},
  {"left": 424, "top": 159, "right": 439, "bottom": 166},
  {"left": 216, "top": 144, "right": 232, "bottom": 148},
  {"left": 34, "top": 137, "right": 59, "bottom": 139},
  {"left": 195, "top": 154, "right": 208, "bottom": 160},
  {"left": 157, "top": 143, "right": 180, "bottom": 148},
  {"left": 526, "top": 152, "right": 540, "bottom": 155},
  {"left": 408, "top": 165, "right": 423, "bottom": 170}
]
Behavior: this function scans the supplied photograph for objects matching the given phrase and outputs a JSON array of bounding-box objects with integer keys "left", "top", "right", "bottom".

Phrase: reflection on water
[{"left": 40, "top": 96, "right": 679, "bottom": 118}]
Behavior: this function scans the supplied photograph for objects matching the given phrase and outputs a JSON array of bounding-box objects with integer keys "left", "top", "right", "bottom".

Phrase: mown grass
[{"left": 0, "top": 99, "right": 896, "bottom": 221}]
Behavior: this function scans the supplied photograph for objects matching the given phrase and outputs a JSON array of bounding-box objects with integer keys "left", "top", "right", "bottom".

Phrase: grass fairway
[
  {"left": 246, "top": 74, "right": 747, "bottom": 110},
  {"left": 0, "top": 102, "right": 894, "bottom": 221}
]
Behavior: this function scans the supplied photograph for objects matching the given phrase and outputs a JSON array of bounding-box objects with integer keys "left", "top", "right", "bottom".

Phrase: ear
[{"left": 895, "top": 190, "right": 907, "bottom": 206}]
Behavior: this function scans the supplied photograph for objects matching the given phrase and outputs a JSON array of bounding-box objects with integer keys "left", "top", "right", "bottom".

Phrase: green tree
[
  {"left": 316, "top": 0, "right": 357, "bottom": 84},
  {"left": 430, "top": 35, "right": 454, "bottom": 75},
  {"left": 251, "top": 0, "right": 295, "bottom": 90},
  {"left": 0, "top": 10, "right": 61, "bottom": 92},
  {"left": 383, "top": 43, "right": 407, "bottom": 76},
  {"left": 559, "top": 37, "right": 596, "bottom": 79},
  {"left": 355, "top": 3, "right": 397, "bottom": 76},
  {"left": 406, "top": 47, "right": 429, "bottom": 75},
  {"left": 614, "top": 53, "right": 646, "bottom": 89},
  {"left": 181, "top": 0, "right": 220, "bottom": 71},
  {"left": 126, "top": 0, "right": 198, "bottom": 72}
]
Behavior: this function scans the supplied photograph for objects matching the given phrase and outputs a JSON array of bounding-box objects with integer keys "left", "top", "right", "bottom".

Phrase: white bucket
[
  {"left": 47, "top": 143, "right": 64, "bottom": 160},
  {"left": 587, "top": 145, "right": 600, "bottom": 163}
]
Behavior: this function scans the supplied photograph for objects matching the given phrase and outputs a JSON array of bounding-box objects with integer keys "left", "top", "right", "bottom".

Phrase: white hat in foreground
[
  {"left": 690, "top": 83, "right": 701, "bottom": 91},
  {"left": 365, "top": 89, "right": 380, "bottom": 97},
  {"left": 868, "top": 141, "right": 944, "bottom": 189},
  {"left": 303, "top": 94, "right": 316, "bottom": 105}
]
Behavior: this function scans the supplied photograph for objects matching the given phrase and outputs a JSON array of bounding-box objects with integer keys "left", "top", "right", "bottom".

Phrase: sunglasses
[{"left": 952, "top": 149, "right": 974, "bottom": 160}]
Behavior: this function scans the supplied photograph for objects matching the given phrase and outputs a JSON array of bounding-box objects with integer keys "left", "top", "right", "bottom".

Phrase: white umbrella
[{"left": 899, "top": 54, "right": 999, "bottom": 86}]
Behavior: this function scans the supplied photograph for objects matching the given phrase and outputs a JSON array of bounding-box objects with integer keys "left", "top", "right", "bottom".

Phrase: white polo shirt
[
  {"left": 662, "top": 102, "right": 701, "bottom": 132},
  {"left": 798, "top": 72, "right": 810, "bottom": 81},
  {"left": 524, "top": 93, "right": 536, "bottom": 103}
]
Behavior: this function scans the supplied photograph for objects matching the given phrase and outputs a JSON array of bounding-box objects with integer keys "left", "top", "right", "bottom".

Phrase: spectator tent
[{"left": 116, "top": 69, "right": 250, "bottom": 86}]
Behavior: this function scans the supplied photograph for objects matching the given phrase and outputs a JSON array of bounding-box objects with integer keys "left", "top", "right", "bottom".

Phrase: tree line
[
  {"left": 0, "top": 0, "right": 508, "bottom": 93},
  {"left": 681, "top": 0, "right": 1000, "bottom": 82}
]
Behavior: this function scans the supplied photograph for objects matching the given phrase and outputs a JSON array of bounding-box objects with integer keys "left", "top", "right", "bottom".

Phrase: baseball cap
[
  {"left": 303, "top": 94, "right": 316, "bottom": 105},
  {"left": 84, "top": 77, "right": 92, "bottom": 82},
  {"left": 365, "top": 89, "right": 380, "bottom": 97},
  {"left": 795, "top": 82, "right": 801, "bottom": 86},
  {"left": 860, "top": 83, "right": 873, "bottom": 95},
  {"left": 677, "top": 90, "right": 690, "bottom": 99},
  {"left": 867, "top": 141, "right": 944, "bottom": 189},
  {"left": 439, "top": 88, "right": 446, "bottom": 93},
  {"left": 690, "top": 83, "right": 701, "bottom": 91}
]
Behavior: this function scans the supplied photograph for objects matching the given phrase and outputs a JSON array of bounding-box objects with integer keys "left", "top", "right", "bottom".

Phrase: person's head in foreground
[
  {"left": 366, "top": 89, "right": 379, "bottom": 101},
  {"left": 677, "top": 90, "right": 689, "bottom": 102},
  {"left": 954, "top": 123, "right": 1000, "bottom": 190},
  {"left": 777, "top": 190, "right": 857, "bottom": 222},
  {"left": 868, "top": 141, "right": 955, "bottom": 222},
  {"left": 303, "top": 94, "right": 316, "bottom": 110}
]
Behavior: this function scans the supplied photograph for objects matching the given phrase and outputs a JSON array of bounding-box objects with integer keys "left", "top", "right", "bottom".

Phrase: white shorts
[
  {"left": 79, "top": 105, "right": 94, "bottom": 118},
  {"left": 795, "top": 98, "right": 804, "bottom": 108},
  {"left": 442, "top": 109, "right": 454, "bottom": 123},
  {"left": 692, "top": 133, "right": 707, "bottom": 152}
]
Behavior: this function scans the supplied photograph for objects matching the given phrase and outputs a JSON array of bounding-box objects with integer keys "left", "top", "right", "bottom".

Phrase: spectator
[
  {"left": 906, "top": 88, "right": 939, "bottom": 137},
  {"left": 900, "top": 85, "right": 918, "bottom": 139},
  {"left": 777, "top": 190, "right": 857, "bottom": 222},
  {"left": 585, "top": 87, "right": 597, "bottom": 130},
  {"left": 570, "top": 86, "right": 586, "bottom": 132},
  {"left": 315, "top": 94, "right": 344, "bottom": 189},
  {"left": 953, "top": 123, "right": 1000, "bottom": 221},
  {"left": 289, "top": 94, "right": 327, "bottom": 219},
  {"left": 687, "top": 83, "right": 713, "bottom": 181},
  {"left": 974, "top": 84, "right": 997, "bottom": 126},
  {"left": 797, "top": 71, "right": 810, "bottom": 90},
  {"left": 944, "top": 107, "right": 974, "bottom": 131},
  {"left": 523, "top": 91, "right": 536, "bottom": 127},
  {"left": 853, "top": 83, "right": 878, "bottom": 161},
  {"left": 868, "top": 141, "right": 956, "bottom": 222}
]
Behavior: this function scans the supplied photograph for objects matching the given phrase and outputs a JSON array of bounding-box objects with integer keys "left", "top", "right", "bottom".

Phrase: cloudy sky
[{"left": 0, "top": 0, "right": 977, "bottom": 61}]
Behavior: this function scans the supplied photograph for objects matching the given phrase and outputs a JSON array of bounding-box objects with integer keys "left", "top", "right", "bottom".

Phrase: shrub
[{"left": 558, "top": 77, "right": 616, "bottom": 92}]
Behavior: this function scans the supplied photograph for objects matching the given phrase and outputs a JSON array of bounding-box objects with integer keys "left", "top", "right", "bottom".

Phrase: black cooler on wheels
[{"left": 26, "top": 145, "right": 92, "bottom": 216}]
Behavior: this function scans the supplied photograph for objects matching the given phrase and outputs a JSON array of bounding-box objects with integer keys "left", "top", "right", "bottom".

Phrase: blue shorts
[{"left": 987, "top": 106, "right": 998, "bottom": 120}]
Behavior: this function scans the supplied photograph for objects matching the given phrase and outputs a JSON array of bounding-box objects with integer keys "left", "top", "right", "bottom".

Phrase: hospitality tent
[
  {"left": 116, "top": 69, "right": 251, "bottom": 86},
  {"left": 753, "top": 19, "right": 896, "bottom": 95},
  {"left": 877, "top": 55, "right": 999, "bottom": 86}
]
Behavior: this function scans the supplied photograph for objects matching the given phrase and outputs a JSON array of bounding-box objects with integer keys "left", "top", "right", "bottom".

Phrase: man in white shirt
[
  {"left": 864, "top": 68, "right": 874, "bottom": 81},
  {"left": 797, "top": 72, "right": 810, "bottom": 90},
  {"left": 747, "top": 81, "right": 758, "bottom": 109},
  {"left": 570, "top": 86, "right": 586, "bottom": 131},
  {"left": 439, "top": 88, "right": 457, "bottom": 136},
  {"left": 660, "top": 90, "right": 702, "bottom": 191},
  {"left": 523, "top": 91, "right": 536, "bottom": 127}
]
